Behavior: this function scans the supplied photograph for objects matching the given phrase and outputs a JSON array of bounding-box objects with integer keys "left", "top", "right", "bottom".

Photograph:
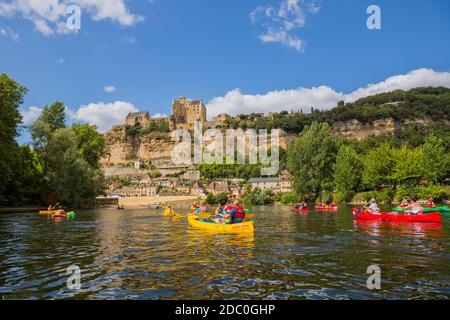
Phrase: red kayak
[
  {"left": 315, "top": 205, "right": 337, "bottom": 210},
  {"left": 292, "top": 207, "right": 308, "bottom": 212},
  {"left": 352, "top": 209, "right": 441, "bottom": 223}
]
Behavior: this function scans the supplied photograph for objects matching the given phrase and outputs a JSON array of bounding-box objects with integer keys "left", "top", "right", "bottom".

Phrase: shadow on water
[{"left": 0, "top": 205, "right": 449, "bottom": 299}]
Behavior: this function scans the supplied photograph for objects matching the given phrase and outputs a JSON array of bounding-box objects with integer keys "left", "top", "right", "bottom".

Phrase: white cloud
[
  {"left": 56, "top": 57, "right": 64, "bottom": 64},
  {"left": 73, "top": 101, "right": 138, "bottom": 132},
  {"left": 206, "top": 68, "right": 450, "bottom": 118},
  {"left": 21, "top": 106, "right": 43, "bottom": 125},
  {"left": 345, "top": 68, "right": 450, "bottom": 102},
  {"left": 259, "top": 30, "right": 304, "bottom": 52},
  {"left": 0, "top": 0, "right": 144, "bottom": 36},
  {"left": 249, "top": 0, "right": 320, "bottom": 52},
  {"left": 0, "top": 25, "right": 19, "bottom": 42},
  {"left": 103, "top": 85, "right": 116, "bottom": 93}
]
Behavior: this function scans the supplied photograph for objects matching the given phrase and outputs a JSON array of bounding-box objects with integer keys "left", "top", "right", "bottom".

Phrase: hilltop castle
[{"left": 125, "top": 96, "right": 231, "bottom": 131}]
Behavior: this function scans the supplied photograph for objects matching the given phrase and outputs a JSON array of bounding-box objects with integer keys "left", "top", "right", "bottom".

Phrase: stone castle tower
[{"left": 172, "top": 96, "right": 206, "bottom": 129}]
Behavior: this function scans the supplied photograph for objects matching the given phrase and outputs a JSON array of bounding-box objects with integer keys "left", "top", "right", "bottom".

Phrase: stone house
[
  {"left": 126, "top": 111, "right": 151, "bottom": 127},
  {"left": 230, "top": 186, "right": 243, "bottom": 198},
  {"left": 205, "top": 181, "right": 230, "bottom": 195},
  {"left": 172, "top": 96, "right": 207, "bottom": 130},
  {"left": 191, "top": 182, "right": 205, "bottom": 196},
  {"left": 212, "top": 113, "right": 231, "bottom": 123},
  {"left": 113, "top": 185, "right": 159, "bottom": 197},
  {"left": 248, "top": 176, "right": 292, "bottom": 194}
]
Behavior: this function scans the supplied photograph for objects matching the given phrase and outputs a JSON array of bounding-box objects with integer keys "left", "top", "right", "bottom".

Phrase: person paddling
[
  {"left": 427, "top": 198, "right": 435, "bottom": 209},
  {"left": 366, "top": 198, "right": 381, "bottom": 214},
  {"left": 408, "top": 198, "right": 423, "bottom": 215}
]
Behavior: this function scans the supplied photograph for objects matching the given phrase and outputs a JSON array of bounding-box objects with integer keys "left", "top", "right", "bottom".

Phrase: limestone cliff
[
  {"left": 101, "top": 117, "right": 440, "bottom": 166},
  {"left": 101, "top": 126, "right": 291, "bottom": 166},
  {"left": 101, "top": 125, "right": 176, "bottom": 166},
  {"left": 330, "top": 117, "right": 440, "bottom": 139}
]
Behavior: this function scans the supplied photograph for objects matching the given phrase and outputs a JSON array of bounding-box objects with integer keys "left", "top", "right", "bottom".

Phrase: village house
[
  {"left": 175, "top": 185, "right": 190, "bottom": 194},
  {"left": 248, "top": 175, "right": 292, "bottom": 194},
  {"left": 126, "top": 111, "right": 151, "bottom": 127},
  {"left": 113, "top": 185, "right": 159, "bottom": 197},
  {"left": 212, "top": 113, "right": 231, "bottom": 124},
  {"left": 205, "top": 181, "right": 230, "bottom": 195},
  {"left": 230, "top": 185, "right": 243, "bottom": 198},
  {"left": 191, "top": 182, "right": 205, "bottom": 196},
  {"left": 181, "top": 170, "right": 201, "bottom": 181}
]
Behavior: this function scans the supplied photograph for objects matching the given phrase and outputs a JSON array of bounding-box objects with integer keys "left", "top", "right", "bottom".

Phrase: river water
[{"left": 0, "top": 205, "right": 449, "bottom": 299}]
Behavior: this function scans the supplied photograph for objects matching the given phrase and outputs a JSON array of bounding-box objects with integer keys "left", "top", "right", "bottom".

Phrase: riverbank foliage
[
  {"left": 0, "top": 74, "right": 106, "bottom": 208},
  {"left": 287, "top": 121, "right": 450, "bottom": 203}
]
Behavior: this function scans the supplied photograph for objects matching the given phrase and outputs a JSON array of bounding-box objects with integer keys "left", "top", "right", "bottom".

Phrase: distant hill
[{"left": 224, "top": 87, "right": 450, "bottom": 133}]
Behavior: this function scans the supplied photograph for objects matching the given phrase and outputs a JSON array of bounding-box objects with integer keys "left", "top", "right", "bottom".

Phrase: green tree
[
  {"left": 40, "top": 128, "right": 105, "bottom": 207},
  {"left": 39, "top": 101, "right": 66, "bottom": 131},
  {"left": 391, "top": 145, "right": 424, "bottom": 185},
  {"left": 148, "top": 169, "right": 162, "bottom": 178},
  {"left": 30, "top": 101, "right": 67, "bottom": 150},
  {"left": 421, "top": 134, "right": 449, "bottom": 183},
  {"left": 287, "top": 122, "right": 337, "bottom": 200},
  {"left": 215, "top": 192, "right": 229, "bottom": 205},
  {"left": 333, "top": 145, "right": 363, "bottom": 202},
  {"left": 71, "top": 124, "right": 107, "bottom": 168},
  {"left": 362, "top": 143, "right": 396, "bottom": 189},
  {"left": 12, "top": 145, "right": 44, "bottom": 205},
  {"left": 0, "top": 74, "right": 28, "bottom": 205},
  {"left": 206, "top": 193, "right": 217, "bottom": 205}
]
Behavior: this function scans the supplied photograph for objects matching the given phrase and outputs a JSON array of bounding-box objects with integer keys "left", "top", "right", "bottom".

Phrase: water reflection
[
  {"left": 354, "top": 220, "right": 444, "bottom": 239},
  {"left": 0, "top": 206, "right": 448, "bottom": 299}
]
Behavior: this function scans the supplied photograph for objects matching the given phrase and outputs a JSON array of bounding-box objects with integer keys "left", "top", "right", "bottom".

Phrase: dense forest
[{"left": 0, "top": 74, "right": 107, "bottom": 208}]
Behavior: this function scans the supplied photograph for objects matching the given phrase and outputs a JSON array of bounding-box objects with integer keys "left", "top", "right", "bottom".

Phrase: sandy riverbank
[{"left": 118, "top": 195, "right": 203, "bottom": 207}]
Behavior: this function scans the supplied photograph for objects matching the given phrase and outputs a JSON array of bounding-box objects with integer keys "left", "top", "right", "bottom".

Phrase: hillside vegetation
[{"left": 224, "top": 87, "right": 450, "bottom": 133}]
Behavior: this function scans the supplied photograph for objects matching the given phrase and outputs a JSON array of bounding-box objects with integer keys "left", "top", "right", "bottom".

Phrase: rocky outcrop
[
  {"left": 101, "top": 126, "right": 292, "bottom": 166},
  {"left": 101, "top": 125, "right": 176, "bottom": 166},
  {"left": 101, "top": 118, "right": 439, "bottom": 166},
  {"left": 331, "top": 117, "right": 436, "bottom": 140}
]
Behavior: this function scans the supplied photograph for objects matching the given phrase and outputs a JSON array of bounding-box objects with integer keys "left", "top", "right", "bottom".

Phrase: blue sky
[{"left": 1, "top": 0, "right": 449, "bottom": 142}]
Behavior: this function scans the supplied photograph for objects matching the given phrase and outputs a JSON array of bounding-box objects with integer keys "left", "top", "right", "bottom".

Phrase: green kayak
[{"left": 392, "top": 206, "right": 450, "bottom": 213}]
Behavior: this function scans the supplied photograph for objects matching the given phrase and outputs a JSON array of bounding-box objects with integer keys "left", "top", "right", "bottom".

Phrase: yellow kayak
[
  {"left": 188, "top": 215, "right": 254, "bottom": 234},
  {"left": 39, "top": 210, "right": 58, "bottom": 215},
  {"left": 163, "top": 209, "right": 177, "bottom": 217},
  {"left": 164, "top": 209, "right": 184, "bottom": 220}
]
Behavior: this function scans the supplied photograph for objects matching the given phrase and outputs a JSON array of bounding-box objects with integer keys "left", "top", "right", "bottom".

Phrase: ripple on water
[{"left": 0, "top": 207, "right": 449, "bottom": 299}]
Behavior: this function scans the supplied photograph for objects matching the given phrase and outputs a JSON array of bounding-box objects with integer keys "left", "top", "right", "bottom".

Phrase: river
[{"left": 0, "top": 205, "right": 449, "bottom": 299}]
